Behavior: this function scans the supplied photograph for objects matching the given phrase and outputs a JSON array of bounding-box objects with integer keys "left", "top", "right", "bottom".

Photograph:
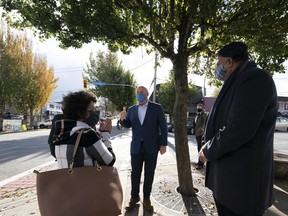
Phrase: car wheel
[{"left": 39, "top": 125, "right": 45, "bottom": 129}]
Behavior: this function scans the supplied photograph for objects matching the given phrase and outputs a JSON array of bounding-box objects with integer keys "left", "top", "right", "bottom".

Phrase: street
[
  {"left": 0, "top": 125, "right": 131, "bottom": 182},
  {"left": 274, "top": 131, "right": 288, "bottom": 155},
  {"left": 0, "top": 130, "right": 54, "bottom": 182},
  {"left": 0, "top": 125, "right": 287, "bottom": 216},
  {"left": 0, "top": 126, "right": 287, "bottom": 183}
]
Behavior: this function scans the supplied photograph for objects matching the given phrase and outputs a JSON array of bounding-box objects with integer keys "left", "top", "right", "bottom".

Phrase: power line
[
  {"left": 53, "top": 66, "right": 84, "bottom": 71},
  {"left": 54, "top": 70, "right": 84, "bottom": 74},
  {"left": 129, "top": 58, "right": 155, "bottom": 71},
  {"left": 51, "top": 58, "right": 154, "bottom": 75}
]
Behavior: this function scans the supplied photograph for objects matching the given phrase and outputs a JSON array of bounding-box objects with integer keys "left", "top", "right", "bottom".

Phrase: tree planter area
[{"left": 274, "top": 153, "right": 288, "bottom": 180}]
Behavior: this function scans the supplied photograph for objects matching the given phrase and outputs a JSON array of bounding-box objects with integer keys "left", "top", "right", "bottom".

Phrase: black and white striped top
[{"left": 52, "top": 120, "right": 115, "bottom": 169}]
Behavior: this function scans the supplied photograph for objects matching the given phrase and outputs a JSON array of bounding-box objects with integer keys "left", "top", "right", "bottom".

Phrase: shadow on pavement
[
  {"left": 123, "top": 203, "right": 154, "bottom": 216},
  {"left": 182, "top": 195, "right": 206, "bottom": 215}
]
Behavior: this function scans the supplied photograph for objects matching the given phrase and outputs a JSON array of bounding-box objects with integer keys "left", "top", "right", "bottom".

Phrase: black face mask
[
  {"left": 197, "top": 109, "right": 203, "bottom": 113},
  {"left": 84, "top": 110, "right": 100, "bottom": 128}
]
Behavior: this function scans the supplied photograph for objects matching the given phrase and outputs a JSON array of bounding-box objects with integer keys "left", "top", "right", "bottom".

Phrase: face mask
[
  {"left": 197, "top": 109, "right": 203, "bottom": 113},
  {"left": 136, "top": 93, "right": 146, "bottom": 103},
  {"left": 84, "top": 110, "right": 100, "bottom": 127},
  {"left": 214, "top": 65, "right": 227, "bottom": 81}
]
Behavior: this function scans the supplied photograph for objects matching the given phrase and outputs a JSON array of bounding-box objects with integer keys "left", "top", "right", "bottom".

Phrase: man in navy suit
[{"left": 120, "top": 85, "right": 168, "bottom": 211}]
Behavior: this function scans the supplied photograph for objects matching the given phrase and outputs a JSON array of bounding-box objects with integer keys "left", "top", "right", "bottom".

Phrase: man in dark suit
[
  {"left": 120, "top": 85, "right": 167, "bottom": 211},
  {"left": 199, "top": 42, "right": 277, "bottom": 216}
]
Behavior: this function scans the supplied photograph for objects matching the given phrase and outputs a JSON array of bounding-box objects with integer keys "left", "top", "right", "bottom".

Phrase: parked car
[
  {"left": 186, "top": 120, "right": 194, "bottom": 135},
  {"left": 3, "top": 113, "right": 23, "bottom": 119},
  {"left": 168, "top": 119, "right": 194, "bottom": 135},
  {"left": 275, "top": 117, "right": 288, "bottom": 131},
  {"left": 37, "top": 119, "right": 53, "bottom": 129}
]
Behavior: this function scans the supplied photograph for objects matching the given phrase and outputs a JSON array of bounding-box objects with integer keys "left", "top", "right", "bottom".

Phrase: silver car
[{"left": 275, "top": 117, "right": 288, "bottom": 131}]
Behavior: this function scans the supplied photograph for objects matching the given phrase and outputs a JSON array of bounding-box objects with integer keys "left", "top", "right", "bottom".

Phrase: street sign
[
  {"left": 92, "top": 81, "right": 106, "bottom": 86},
  {"left": 92, "top": 81, "right": 134, "bottom": 88}
]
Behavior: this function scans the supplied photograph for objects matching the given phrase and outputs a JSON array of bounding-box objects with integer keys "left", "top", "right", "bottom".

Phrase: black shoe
[
  {"left": 194, "top": 162, "right": 200, "bottom": 166},
  {"left": 196, "top": 165, "right": 203, "bottom": 170},
  {"left": 125, "top": 197, "right": 140, "bottom": 211},
  {"left": 143, "top": 198, "right": 153, "bottom": 211}
]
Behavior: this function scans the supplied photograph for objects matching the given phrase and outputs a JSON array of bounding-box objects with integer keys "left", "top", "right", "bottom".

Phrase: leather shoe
[
  {"left": 196, "top": 165, "right": 203, "bottom": 170},
  {"left": 143, "top": 198, "right": 153, "bottom": 211},
  {"left": 125, "top": 197, "right": 140, "bottom": 211}
]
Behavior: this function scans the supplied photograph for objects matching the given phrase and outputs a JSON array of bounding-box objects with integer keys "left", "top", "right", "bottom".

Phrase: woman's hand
[{"left": 99, "top": 119, "right": 112, "bottom": 133}]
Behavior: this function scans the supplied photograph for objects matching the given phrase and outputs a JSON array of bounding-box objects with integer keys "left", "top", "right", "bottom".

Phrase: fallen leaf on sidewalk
[
  {"left": 1, "top": 206, "right": 8, "bottom": 211},
  {"left": 206, "top": 202, "right": 215, "bottom": 210},
  {"left": 164, "top": 188, "right": 172, "bottom": 194}
]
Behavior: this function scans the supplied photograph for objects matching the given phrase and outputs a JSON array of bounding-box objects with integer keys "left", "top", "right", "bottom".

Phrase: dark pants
[
  {"left": 214, "top": 197, "right": 262, "bottom": 216},
  {"left": 196, "top": 136, "right": 204, "bottom": 166},
  {"left": 130, "top": 146, "right": 158, "bottom": 199}
]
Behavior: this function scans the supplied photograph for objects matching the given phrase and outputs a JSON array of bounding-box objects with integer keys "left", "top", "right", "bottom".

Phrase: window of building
[{"left": 49, "top": 104, "right": 55, "bottom": 109}]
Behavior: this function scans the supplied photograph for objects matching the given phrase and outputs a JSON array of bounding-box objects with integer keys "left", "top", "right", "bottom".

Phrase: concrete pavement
[{"left": 0, "top": 130, "right": 288, "bottom": 216}]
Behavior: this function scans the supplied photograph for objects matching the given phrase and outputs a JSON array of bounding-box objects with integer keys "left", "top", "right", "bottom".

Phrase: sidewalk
[
  {"left": 0, "top": 163, "right": 287, "bottom": 216},
  {"left": 0, "top": 134, "right": 288, "bottom": 215}
]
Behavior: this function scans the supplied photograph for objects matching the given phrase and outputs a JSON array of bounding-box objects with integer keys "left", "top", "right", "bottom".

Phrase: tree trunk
[
  {"left": 172, "top": 54, "right": 195, "bottom": 197},
  {"left": 0, "top": 100, "right": 5, "bottom": 131},
  {"left": 30, "top": 109, "right": 34, "bottom": 129}
]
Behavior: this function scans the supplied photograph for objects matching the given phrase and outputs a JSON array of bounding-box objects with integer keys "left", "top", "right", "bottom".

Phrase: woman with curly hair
[{"left": 51, "top": 90, "right": 115, "bottom": 168}]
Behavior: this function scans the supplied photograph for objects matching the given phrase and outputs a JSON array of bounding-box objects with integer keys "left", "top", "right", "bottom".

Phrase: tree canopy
[
  {"left": 2, "top": 0, "right": 288, "bottom": 197},
  {"left": 84, "top": 51, "right": 136, "bottom": 111},
  {"left": 0, "top": 22, "right": 57, "bottom": 128},
  {"left": 158, "top": 70, "right": 201, "bottom": 120},
  {"left": 2, "top": 0, "right": 288, "bottom": 74}
]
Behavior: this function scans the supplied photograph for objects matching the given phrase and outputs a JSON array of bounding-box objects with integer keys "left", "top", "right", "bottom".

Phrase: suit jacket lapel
[
  {"left": 142, "top": 102, "right": 150, "bottom": 125},
  {"left": 134, "top": 105, "right": 141, "bottom": 125},
  {"left": 205, "top": 70, "right": 237, "bottom": 140}
]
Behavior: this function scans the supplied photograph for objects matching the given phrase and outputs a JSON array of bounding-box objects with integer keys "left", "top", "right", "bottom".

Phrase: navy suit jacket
[{"left": 121, "top": 101, "right": 168, "bottom": 154}]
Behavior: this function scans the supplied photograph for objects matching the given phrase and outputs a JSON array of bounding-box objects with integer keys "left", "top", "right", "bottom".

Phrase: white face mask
[{"left": 214, "top": 65, "right": 227, "bottom": 81}]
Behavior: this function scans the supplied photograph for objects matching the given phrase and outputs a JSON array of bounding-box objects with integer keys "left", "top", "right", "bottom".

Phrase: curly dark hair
[{"left": 62, "top": 91, "right": 96, "bottom": 120}]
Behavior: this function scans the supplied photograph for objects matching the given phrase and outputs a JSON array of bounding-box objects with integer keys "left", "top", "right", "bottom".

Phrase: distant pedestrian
[
  {"left": 199, "top": 42, "right": 277, "bottom": 216},
  {"left": 120, "top": 85, "right": 168, "bottom": 211},
  {"left": 193, "top": 102, "right": 207, "bottom": 170},
  {"left": 116, "top": 118, "right": 122, "bottom": 130}
]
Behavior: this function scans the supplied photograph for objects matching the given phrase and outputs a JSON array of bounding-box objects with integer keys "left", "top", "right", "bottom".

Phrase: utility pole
[
  {"left": 153, "top": 51, "right": 159, "bottom": 102},
  {"left": 203, "top": 74, "right": 206, "bottom": 97}
]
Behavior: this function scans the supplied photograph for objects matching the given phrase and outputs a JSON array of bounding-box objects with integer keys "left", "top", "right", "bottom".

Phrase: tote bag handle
[{"left": 69, "top": 129, "right": 85, "bottom": 170}]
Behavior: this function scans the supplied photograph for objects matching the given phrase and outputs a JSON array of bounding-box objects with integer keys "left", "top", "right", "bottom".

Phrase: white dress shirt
[{"left": 138, "top": 101, "right": 148, "bottom": 125}]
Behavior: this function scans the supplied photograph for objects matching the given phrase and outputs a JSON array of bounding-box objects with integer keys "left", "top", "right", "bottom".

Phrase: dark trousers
[
  {"left": 130, "top": 146, "right": 158, "bottom": 199},
  {"left": 196, "top": 136, "right": 204, "bottom": 166},
  {"left": 214, "top": 197, "right": 262, "bottom": 216}
]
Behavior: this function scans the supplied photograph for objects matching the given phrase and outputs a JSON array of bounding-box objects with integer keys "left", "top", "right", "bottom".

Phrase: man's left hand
[
  {"left": 160, "top": 146, "right": 166, "bottom": 155},
  {"left": 199, "top": 151, "right": 208, "bottom": 162}
]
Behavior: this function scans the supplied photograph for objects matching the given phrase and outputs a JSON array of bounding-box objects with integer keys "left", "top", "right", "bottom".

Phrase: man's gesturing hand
[{"left": 120, "top": 110, "right": 126, "bottom": 121}]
